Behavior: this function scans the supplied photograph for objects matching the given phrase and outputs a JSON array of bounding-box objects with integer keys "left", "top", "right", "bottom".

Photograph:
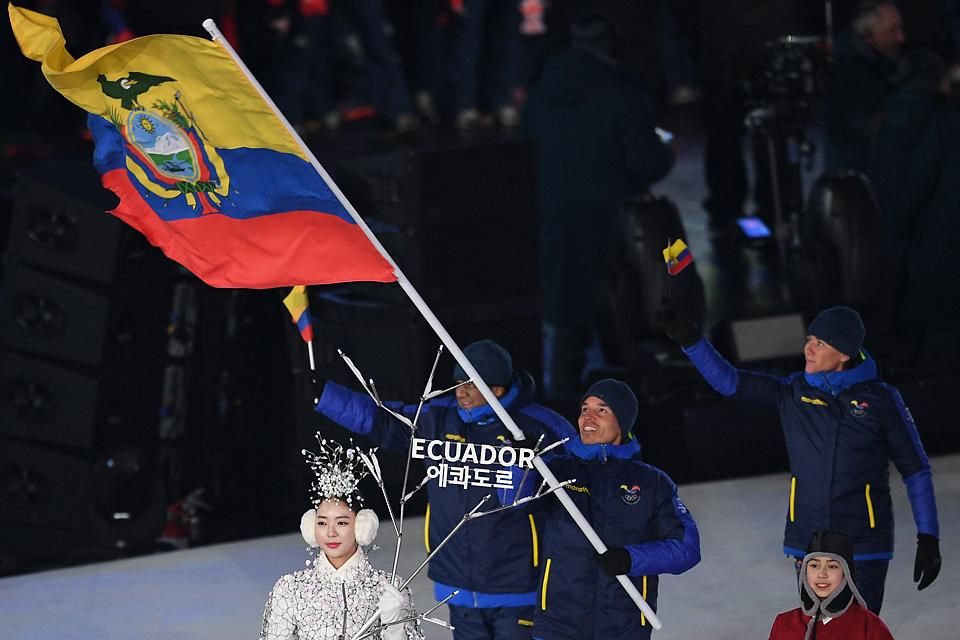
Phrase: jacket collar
[
  {"left": 457, "top": 377, "right": 521, "bottom": 424},
  {"left": 803, "top": 351, "right": 878, "bottom": 397},
  {"left": 313, "top": 546, "right": 368, "bottom": 580},
  {"left": 568, "top": 435, "right": 642, "bottom": 462}
]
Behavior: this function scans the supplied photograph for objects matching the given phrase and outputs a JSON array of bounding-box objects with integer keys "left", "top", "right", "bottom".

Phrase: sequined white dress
[{"left": 260, "top": 548, "right": 423, "bottom": 640}]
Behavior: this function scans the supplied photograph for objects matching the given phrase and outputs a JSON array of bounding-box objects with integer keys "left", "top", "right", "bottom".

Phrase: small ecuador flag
[
  {"left": 283, "top": 285, "right": 313, "bottom": 343},
  {"left": 662, "top": 239, "right": 693, "bottom": 276}
]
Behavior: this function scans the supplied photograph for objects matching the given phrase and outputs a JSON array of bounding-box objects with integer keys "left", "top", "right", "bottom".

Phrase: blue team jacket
[
  {"left": 316, "top": 371, "right": 571, "bottom": 607},
  {"left": 684, "top": 338, "right": 939, "bottom": 559},
  {"left": 516, "top": 436, "right": 700, "bottom": 640}
]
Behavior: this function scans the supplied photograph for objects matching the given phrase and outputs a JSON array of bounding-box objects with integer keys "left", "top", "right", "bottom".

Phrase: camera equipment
[{"left": 742, "top": 35, "right": 829, "bottom": 273}]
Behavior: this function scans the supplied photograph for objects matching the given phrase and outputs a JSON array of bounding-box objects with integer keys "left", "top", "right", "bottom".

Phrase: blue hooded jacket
[
  {"left": 507, "top": 427, "right": 700, "bottom": 640},
  {"left": 683, "top": 338, "right": 939, "bottom": 559},
  {"left": 315, "top": 371, "right": 571, "bottom": 607}
]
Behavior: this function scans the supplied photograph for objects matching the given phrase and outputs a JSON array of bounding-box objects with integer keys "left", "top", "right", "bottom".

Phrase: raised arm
[
  {"left": 315, "top": 380, "right": 438, "bottom": 450},
  {"left": 659, "top": 299, "right": 790, "bottom": 409}
]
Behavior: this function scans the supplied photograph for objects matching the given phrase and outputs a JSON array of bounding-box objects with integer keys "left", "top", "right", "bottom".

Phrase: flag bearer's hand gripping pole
[{"left": 203, "top": 18, "right": 660, "bottom": 631}]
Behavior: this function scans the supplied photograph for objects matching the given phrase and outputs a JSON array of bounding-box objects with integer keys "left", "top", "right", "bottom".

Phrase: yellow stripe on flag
[
  {"left": 662, "top": 238, "right": 688, "bottom": 264},
  {"left": 283, "top": 285, "right": 308, "bottom": 320},
  {"left": 8, "top": 4, "right": 65, "bottom": 62},
  {"left": 8, "top": 4, "right": 307, "bottom": 159}
]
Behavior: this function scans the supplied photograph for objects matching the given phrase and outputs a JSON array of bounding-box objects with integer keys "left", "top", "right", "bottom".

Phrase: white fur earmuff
[
  {"left": 354, "top": 508, "right": 379, "bottom": 546},
  {"left": 299, "top": 507, "right": 380, "bottom": 547},
  {"left": 301, "top": 508, "right": 318, "bottom": 547}
]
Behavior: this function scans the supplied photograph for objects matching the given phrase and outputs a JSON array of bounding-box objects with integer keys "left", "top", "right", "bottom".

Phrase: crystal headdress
[{"left": 302, "top": 436, "right": 369, "bottom": 509}]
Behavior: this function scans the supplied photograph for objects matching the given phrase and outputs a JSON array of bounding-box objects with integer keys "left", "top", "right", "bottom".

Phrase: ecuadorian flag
[
  {"left": 662, "top": 238, "right": 693, "bottom": 276},
  {"left": 9, "top": 4, "right": 396, "bottom": 288},
  {"left": 283, "top": 285, "right": 313, "bottom": 343}
]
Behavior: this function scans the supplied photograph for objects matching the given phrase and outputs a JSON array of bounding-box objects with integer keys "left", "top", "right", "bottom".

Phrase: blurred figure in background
[
  {"left": 443, "top": 0, "right": 524, "bottom": 129},
  {"left": 898, "top": 63, "right": 960, "bottom": 348},
  {"left": 824, "top": 1, "right": 905, "bottom": 173},
  {"left": 693, "top": 0, "right": 807, "bottom": 236},
  {"left": 865, "top": 50, "right": 944, "bottom": 322},
  {"left": 267, "top": 0, "right": 417, "bottom": 134},
  {"left": 522, "top": 11, "right": 673, "bottom": 404}
]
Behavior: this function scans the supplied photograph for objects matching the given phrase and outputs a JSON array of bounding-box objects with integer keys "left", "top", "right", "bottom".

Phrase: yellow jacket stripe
[
  {"left": 640, "top": 576, "right": 648, "bottom": 626},
  {"left": 789, "top": 476, "right": 797, "bottom": 522},
  {"left": 529, "top": 514, "right": 539, "bottom": 567},
  {"left": 424, "top": 503, "right": 431, "bottom": 553},
  {"left": 541, "top": 558, "right": 552, "bottom": 610}
]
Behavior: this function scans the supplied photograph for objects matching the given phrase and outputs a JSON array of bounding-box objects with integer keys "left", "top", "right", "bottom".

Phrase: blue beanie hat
[
  {"left": 807, "top": 306, "right": 865, "bottom": 357},
  {"left": 581, "top": 378, "right": 638, "bottom": 440},
  {"left": 452, "top": 340, "right": 514, "bottom": 387}
]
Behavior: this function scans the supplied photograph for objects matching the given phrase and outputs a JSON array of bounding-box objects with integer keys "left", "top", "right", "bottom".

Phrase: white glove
[{"left": 378, "top": 583, "right": 405, "bottom": 625}]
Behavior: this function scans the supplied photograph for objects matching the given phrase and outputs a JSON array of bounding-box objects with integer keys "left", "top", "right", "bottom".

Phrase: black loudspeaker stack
[
  {"left": 0, "top": 164, "right": 197, "bottom": 572},
  {"left": 318, "top": 140, "right": 542, "bottom": 401}
]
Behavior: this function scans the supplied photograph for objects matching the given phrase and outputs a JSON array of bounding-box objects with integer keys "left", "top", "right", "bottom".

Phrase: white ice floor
[{"left": 2, "top": 454, "right": 957, "bottom": 639}]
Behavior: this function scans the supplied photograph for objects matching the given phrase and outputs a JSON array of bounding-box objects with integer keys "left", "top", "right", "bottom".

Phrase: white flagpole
[{"left": 202, "top": 19, "right": 661, "bottom": 630}]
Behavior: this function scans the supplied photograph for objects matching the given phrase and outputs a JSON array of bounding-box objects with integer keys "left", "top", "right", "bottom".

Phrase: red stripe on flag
[
  {"left": 102, "top": 169, "right": 396, "bottom": 288},
  {"left": 668, "top": 250, "right": 692, "bottom": 275}
]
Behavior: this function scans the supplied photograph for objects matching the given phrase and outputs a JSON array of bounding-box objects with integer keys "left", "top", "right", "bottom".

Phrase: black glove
[
  {"left": 596, "top": 547, "right": 632, "bottom": 576},
  {"left": 914, "top": 533, "right": 941, "bottom": 590},
  {"left": 656, "top": 297, "right": 701, "bottom": 347}
]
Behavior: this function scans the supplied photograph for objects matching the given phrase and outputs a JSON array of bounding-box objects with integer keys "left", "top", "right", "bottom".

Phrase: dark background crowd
[{"left": 1, "top": 0, "right": 959, "bottom": 577}]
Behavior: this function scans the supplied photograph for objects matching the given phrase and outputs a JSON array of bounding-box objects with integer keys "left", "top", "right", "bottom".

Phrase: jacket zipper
[
  {"left": 540, "top": 558, "right": 552, "bottom": 610},
  {"left": 789, "top": 476, "right": 797, "bottom": 522},
  {"left": 424, "top": 503, "right": 431, "bottom": 552},
  {"left": 529, "top": 514, "right": 539, "bottom": 567},
  {"left": 865, "top": 483, "right": 876, "bottom": 529},
  {"left": 640, "top": 576, "right": 648, "bottom": 626}
]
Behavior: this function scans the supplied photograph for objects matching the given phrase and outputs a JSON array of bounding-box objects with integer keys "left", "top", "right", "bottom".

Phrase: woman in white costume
[{"left": 260, "top": 441, "right": 423, "bottom": 640}]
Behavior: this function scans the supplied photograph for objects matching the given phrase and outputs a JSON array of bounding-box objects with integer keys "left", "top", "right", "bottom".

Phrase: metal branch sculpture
[{"left": 333, "top": 346, "right": 576, "bottom": 640}]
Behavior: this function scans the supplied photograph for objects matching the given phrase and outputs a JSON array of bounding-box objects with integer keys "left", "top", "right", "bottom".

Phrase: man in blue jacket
[
  {"left": 522, "top": 12, "right": 674, "bottom": 402},
  {"left": 506, "top": 379, "right": 700, "bottom": 640},
  {"left": 314, "top": 339, "right": 570, "bottom": 640},
  {"left": 660, "top": 303, "right": 942, "bottom": 613}
]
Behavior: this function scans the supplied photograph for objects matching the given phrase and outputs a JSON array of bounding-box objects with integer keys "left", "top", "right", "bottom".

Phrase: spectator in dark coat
[
  {"left": 522, "top": 12, "right": 673, "bottom": 403},
  {"left": 865, "top": 50, "right": 944, "bottom": 303},
  {"left": 825, "top": 1, "right": 905, "bottom": 173},
  {"left": 899, "top": 69, "right": 960, "bottom": 332}
]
